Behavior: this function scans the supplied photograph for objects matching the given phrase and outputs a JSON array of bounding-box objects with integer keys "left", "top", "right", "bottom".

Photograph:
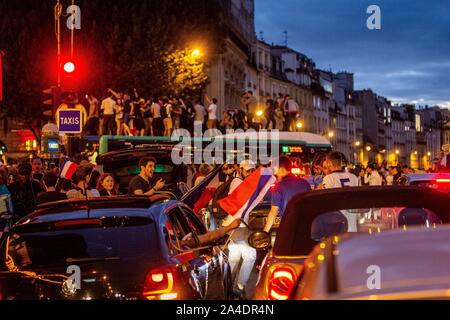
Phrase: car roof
[
  {"left": 274, "top": 186, "right": 450, "bottom": 257},
  {"left": 16, "top": 196, "right": 171, "bottom": 226},
  {"left": 407, "top": 173, "right": 450, "bottom": 181},
  {"left": 331, "top": 226, "right": 450, "bottom": 299}
]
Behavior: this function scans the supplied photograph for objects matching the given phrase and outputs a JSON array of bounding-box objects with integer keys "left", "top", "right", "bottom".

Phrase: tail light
[
  {"left": 143, "top": 266, "right": 178, "bottom": 300},
  {"left": 267, "top": 265, "right": 297, "bottom": 300}
]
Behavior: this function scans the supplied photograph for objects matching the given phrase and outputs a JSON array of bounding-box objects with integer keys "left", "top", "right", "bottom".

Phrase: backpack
[{"left": 211, "top": 176, "right": 242, "bottom": 220}]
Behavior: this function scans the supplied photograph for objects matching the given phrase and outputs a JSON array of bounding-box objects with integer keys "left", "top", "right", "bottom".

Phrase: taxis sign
[{"left": 58, "top": 109, "right": 82, "bottom": 133}]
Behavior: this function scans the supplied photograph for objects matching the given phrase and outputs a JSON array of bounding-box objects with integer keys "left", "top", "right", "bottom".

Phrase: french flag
[
  {"left": 218, "top": 167, "right": 276, "bottom": 223},
  {"left": 182, "top": 165, "right": 223, "bottom": 214},
  {"left": 59, "top": 158, "right": 79, "bottom": 181}
]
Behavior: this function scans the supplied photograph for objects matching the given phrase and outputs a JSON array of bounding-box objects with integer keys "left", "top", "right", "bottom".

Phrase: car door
[
  {"left": 165, "top": 207, "right": 209, "bottom": 300},
  {"left": 179, "top": 205, "right": 228, "bottom": 300}
]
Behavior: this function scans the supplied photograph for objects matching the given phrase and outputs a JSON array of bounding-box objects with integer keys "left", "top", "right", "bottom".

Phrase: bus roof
[{"left": 98, "top": 132, "right": 332, "bottom": 155}]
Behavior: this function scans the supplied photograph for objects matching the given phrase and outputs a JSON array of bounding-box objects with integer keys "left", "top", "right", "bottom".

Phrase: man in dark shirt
[
  {"left": 9, "top": 163, "right": 43, "bottom": 219},
  {"left": 36, "top": 172, "right": 68, "bottom": 206},
  {"left": 128, "top": 157, "right": 165, "bottom": 196},
  {"left": 264, "top": 156, "right": 311, "bottom": 233}
]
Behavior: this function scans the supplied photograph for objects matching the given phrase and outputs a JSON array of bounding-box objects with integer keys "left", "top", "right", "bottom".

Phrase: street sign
[{"left": 57, "top": 109, "right": 83, "bottom": 133}]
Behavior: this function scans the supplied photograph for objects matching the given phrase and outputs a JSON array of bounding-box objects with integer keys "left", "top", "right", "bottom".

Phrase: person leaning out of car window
[
  {"left": 128, "top": 157, "right": 165, "bottom": 196},
  {"left": 66, "top": 165, "right": 101, "bottom": 199},
  {"left": 97, "top": 173, "right": 119, "bottom": 197}
]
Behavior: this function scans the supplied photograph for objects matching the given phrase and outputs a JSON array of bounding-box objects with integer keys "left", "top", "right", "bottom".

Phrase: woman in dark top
[{"left": 96, "top": 173, "right": 119, "bottom": 197}]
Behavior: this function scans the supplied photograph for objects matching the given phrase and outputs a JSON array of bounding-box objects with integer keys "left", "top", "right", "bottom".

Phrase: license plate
[{"left": 263, "top": 217, "right": 281, "bottom": 226}]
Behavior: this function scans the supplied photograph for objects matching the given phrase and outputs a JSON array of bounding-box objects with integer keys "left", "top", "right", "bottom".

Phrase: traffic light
[
  {"left": 42, "top": 86, "right": 61, "bottom": 117},
  {"left": 60, "top": 60, "right": 78, "bottom": 104}
]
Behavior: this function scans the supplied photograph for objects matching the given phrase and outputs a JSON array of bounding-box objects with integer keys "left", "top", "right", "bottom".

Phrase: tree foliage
[{"left": 165, "top": 48, "right": 209, "bottom": 97}]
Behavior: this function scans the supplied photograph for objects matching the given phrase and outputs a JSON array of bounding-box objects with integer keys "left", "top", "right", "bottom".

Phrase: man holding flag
[{"left": 219, "top": 160, "right": 276, "bottom": 299}]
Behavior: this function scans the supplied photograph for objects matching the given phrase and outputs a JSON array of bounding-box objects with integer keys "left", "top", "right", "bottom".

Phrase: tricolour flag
[
  {"left": 59, "top": 158, "right": 79, "bottom": 181},
  {"left": 182, "top": 165, "right": 223, "bottom": 214},
  {"left": 218, "top": 167, "right": 276, "bottom": 223}
]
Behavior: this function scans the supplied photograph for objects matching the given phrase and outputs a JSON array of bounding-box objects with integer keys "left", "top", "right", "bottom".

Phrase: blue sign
[
  {"left": 48, "top": 139, "right": 60, "bottom": 153},
  {"left": 58, "top": 109, "right": 82, "bottom": 133}
]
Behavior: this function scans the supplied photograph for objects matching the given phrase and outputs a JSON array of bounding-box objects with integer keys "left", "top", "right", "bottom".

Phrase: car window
[
  {"left": 165, "top": 208, "right": 188, "bottom": 252},
  {"left": 180, "top": 207, "right": 207, "bottom": 236},
  {"left": 310, "top": 207, "right": 442, "bottom": 242},
  {"left": 4, "top": 220, "right": 157, "bottom": 270}
]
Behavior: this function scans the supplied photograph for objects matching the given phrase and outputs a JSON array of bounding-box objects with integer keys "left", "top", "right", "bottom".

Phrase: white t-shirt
[
  {"left": 322, "top": 171, "right": 359, "bottom": 189},
  {"left": 208, "top": 104, "right": 218, "bottom": 120},
  {"left": 194, "top": 104, "right": 206, "bottom": 123},
  {"left": 151, "top": 103, "right": 161, "bottom": 118},
  {"left": 365, "top": 171, "right": 383, "bottom": 186},
  {"left": 101, "top": 97, "right": 116, "bottom": 116}
]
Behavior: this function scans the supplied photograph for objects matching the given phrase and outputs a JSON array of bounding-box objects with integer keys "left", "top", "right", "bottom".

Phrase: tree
[{"left": 165, "top": 48, "right": 209, "bottom": 97}]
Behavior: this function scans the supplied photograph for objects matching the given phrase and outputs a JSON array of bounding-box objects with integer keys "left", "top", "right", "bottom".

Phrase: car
[
  {"left": 97, "top": 145, "right": 187, "bottom": 198},
  {"left": 0, "top": 196, "right": 232, "bottom": 300},
  {"left": 398, "top": 173, "right": 450, "bottom": 194},
  {"left": 252, "top": 186, "right": 450, "bottom": 300},
  {"left": 296, "top": 226, "right": 450, "bottom": 300}
]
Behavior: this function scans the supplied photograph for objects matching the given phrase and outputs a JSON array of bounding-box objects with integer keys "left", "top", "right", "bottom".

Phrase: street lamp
[
  {"left": 192, "top": 49, "right": 201, "bottom": 57},
  {"left": 395, "top": 149, "right": 400, "bottom": 155},
  {"left": 328, "top": 132, "right": 335, "bottom": 139},
  {"left": 427, "top": 152, "right": 432, "bottom": 157},
  {"left": 366, "top": 146, "right": 372, "bottom": 152},
  {"left": 296, "top": 121, "right": 303, "bottom": 129},
  {"left": 355, "top": 141, "right": 361, "bottom": 147}
]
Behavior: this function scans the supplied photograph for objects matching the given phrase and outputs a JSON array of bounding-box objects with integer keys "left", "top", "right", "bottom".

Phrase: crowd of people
[{"left": 82, "top": 88, "right": 302, "bottom": 137}]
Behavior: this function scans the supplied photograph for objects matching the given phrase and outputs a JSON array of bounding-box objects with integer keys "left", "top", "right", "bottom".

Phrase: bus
[{"left": 97, "top": 131, "right": 332, "bottom": 165}]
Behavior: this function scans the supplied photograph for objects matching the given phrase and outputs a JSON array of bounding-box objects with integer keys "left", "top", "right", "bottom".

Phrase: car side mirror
[{"left": 248, "top": 231, "right": 271, "bottom": 250}]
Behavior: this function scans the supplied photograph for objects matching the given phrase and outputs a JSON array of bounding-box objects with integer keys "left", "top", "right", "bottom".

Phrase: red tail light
[
  {"left": 436, "top": 179, "right": 450, "bottom": 184},
  {"left": 143, "top": 266, "right": 178, "bottom": 300},
  {"left": 54, "top": 219, "right": 102, "bottom": 228},
  {"left": 268, "top": 266, "right": 297, "bottom": 300}
]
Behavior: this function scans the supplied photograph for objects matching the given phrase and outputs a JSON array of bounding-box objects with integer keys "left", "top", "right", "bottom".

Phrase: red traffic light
[{"left": 63, "top": 61, "right": 75, "bottom": 73}]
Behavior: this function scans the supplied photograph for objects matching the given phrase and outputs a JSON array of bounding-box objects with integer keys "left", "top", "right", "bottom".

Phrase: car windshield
[
  {"left": 310, "top": 207, "right": 442, "bottom": 242},
  {"left": 4, "top": 219, "right": 157, "bottom": 270}
]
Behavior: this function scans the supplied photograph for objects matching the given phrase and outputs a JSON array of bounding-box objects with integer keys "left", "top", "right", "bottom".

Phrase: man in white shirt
[
  {"left": 284, "top": 94, "right": 300, "bottom": 132},
  {"left": 151, "top": 98, "right": 164, "bottom": 137},
  {"left": 207, "top": 98, "right": 218, "bottom": 129},
  {"left": 321, "top": 152, "right": 359, "bottom": 232},
  {"left": 364, "top": 164, "right": 383, "bottom": 186},
  {"left": 322, "top": 152, "right": 359, "bottom": 189},
  {"left": 101, "top": 92, "right": 116, "bottom": 135}
]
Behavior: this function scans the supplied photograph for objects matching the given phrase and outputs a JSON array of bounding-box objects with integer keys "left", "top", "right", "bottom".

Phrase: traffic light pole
[{"left": 55, "top": 0, "right": 62, "bottom": 88}]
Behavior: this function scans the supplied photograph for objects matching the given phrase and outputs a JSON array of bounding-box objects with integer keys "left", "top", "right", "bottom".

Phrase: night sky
[{"left": 256, "top": 0, "right": 450, "bottom": 108}]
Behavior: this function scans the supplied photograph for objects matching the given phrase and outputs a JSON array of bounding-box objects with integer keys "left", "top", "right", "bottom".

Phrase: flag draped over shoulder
[
  {"left": 182, "top": 165, "right": 223, "bottom": 214},
  {"left": 218, "top": 167, "right": 276, "bottom": 222},
  {"left": 59, "top": 158, "right": 79, "bottom": 181}
]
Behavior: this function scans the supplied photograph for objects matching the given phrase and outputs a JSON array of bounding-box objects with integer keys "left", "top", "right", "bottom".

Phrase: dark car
[
  {"left": 97, "top": 145, "right": 187, "bottom": 197},
  {"left": 252, "top": 186, "right": 450, "bottom": 300},
  {"left": 0, "top": 196, "right": 232, "bottom": 300}
]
